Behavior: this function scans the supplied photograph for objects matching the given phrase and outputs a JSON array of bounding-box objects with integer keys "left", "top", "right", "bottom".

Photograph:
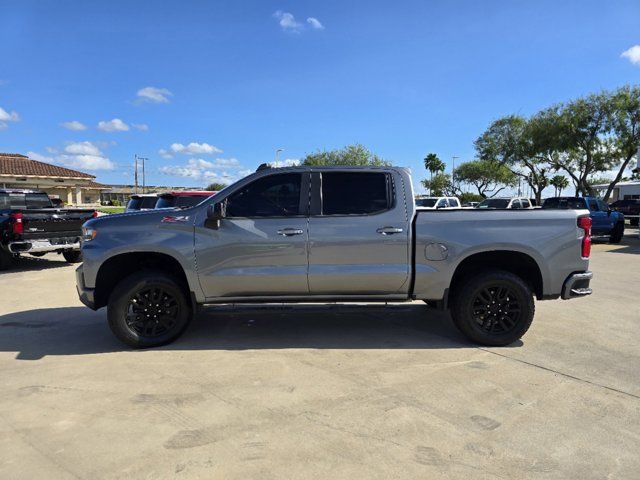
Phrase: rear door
[
  {"left": 195, "top": 172, "right": 310, "bottom": 298},
  {"left": 307, "top": 170, "right": 410, "bottom": 295}
]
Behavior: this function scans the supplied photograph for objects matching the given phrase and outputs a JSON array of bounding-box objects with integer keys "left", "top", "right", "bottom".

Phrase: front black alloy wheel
[
  {"left": 451, "top": 269, "right": 534, "bottom": 346},
  {"left": 108, "top": 270, "right": 192, "bottom": 348}
]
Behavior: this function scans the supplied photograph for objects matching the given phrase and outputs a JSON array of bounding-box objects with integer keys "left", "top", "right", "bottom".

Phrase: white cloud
[
  {"left": 269, "top": 158, "right": 300, "bottom": 167},
  {"left": 158, "top": 148, "right": 173, "bottom": 159},
  {"left": 97, "top": 118, "right": 130, "bottom": 132},
  {"left": 28, "top": 141, "right": 114, "bottom": 171},
  {"left": 61, "top": 120, "right": 87, "bottom": 131},
  {"left": 306, "top": 17, "right": 324, "bottom": 30},
  {"left": 64, "top": 141, "right": 102, "bottom": 156},
  {"left": 137, "top": 86, "right": 173, "bottom": 104},
  {"left": 169, "top": 142, "right": 223, "bottom": 155},
  {"left": 27, "top": 151, "right": 55, "bottom": 163},
  {"left": 132, "top": 123, "right": 149, "bottom": 131},
  {"left": 621, "top": 45, "right": 640, "bottom": 65},
  {"left": 0, "top": 106, "right": 20, "bottom": 130},
  {"left": 59, "top": 154, "right": 115, "bottom": 170},
  {"left": 273, "top": 10, "right": 302, "bottom": 32},
  {"left": 159, "top": 157, "right": 248, "bottom": 185}
]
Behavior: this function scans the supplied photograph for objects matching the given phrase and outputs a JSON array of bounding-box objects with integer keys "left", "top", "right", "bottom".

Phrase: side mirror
[
  {"left": 205, "top": 201, "right": 226, "bottom": 229},
  {"left": 607, "top": 207, "right": 612, "bottom": 216}
]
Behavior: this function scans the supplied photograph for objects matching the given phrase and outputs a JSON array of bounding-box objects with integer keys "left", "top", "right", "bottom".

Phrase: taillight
[
  {"left": 91, "top": 210, "right": 98, "bottom": 218},
  {"left": 578, "top": 216, "right": 591, "bottom": 258},
  {"left": 10, "top": 212, "right": 23, "bottom": 235}
]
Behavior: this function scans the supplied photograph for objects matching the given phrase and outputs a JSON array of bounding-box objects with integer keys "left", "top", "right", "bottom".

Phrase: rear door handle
[
  {"left": 277, "top": 228, "right": 304, "bottom": 236},
  {"left": 377, "top": 226, "right": 403, "bottom": 235}
]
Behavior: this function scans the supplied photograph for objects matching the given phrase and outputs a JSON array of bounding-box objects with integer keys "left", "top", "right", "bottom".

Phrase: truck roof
[{"left": 0, "top": 188, "right": 45, "bottom": 194}]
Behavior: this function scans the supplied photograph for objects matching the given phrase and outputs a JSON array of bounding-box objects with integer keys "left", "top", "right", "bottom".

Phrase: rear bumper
[
  {"left": 8, "top": 238, "right": 80, "bottom": 254},
  {"left": 75, "top": 264, "right": 97, "bottom": 310},
  {"left": 561, "top": 271, "right": 593, "bottom": 299}
]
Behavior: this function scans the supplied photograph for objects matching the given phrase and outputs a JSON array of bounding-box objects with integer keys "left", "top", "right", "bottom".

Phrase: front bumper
[
  {"left": 561, "top": 271, "right": 593, "bottom": 299},
  {"left": 8, "top": 238, "right": 80, "bottom": 254},
  {"left": 75, "top": 265, "right": 97, "bottom": 310}
]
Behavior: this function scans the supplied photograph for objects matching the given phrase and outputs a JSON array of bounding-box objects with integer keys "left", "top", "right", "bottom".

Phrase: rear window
[
  {"left": 542, "top": 198, "right": 587, "bottom": 209},
  {"left": 0, "top": 192, "right": 51, "bottom": 209},
  {"left": 127, "top": 196, "right": 158, "bottom": 210},
  {"left": 321, "top": 172, "right": 390, "bottom": 215}
]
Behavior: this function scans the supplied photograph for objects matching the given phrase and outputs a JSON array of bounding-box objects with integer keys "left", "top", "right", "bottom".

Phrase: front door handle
[
  {"left": 377, "top": 226, "right": 403, "bottom": 235},
  {"left": 277, "top": 228, "right": 304, "bottom": 236}
]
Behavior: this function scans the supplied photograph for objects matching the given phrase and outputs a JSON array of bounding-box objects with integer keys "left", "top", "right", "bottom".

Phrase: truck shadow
[{"left": 0, "top": 304, "right": 521, "bottom": 360}]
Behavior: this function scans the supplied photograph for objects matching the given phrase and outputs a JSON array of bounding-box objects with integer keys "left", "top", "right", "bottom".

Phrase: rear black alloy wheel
[
  {"left": 470, "top": 285, "right": 521, "bottom": 334},
  {"left": 108, "top": 270, "right": 192, "bottom": 348},
  {"left": 451, "top": 270, "right": 534, "bottom": 346},
  {"left": 125, "top": 287, "right": 180, "bottom": 337}
]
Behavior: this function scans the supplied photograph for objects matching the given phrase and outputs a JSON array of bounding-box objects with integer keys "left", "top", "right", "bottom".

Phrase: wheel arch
[
  {"left": 94, "top": 251, "right": 193, "bottom": 310},
  {"left": 449, "top": 250, "right": 544, "bottom": 303}
]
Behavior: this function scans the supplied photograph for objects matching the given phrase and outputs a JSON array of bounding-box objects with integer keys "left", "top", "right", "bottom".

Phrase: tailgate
[{"left": 21, "top": 209, "right": 95, "bottom": 240}]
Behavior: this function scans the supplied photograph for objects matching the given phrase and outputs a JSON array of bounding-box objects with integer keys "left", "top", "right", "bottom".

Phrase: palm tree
[
  {"left": 550, "top": 175, "right": 569, "bottom": 196},
  {"left": 424, "top": 153, "right": 446, "bottom": 195}
]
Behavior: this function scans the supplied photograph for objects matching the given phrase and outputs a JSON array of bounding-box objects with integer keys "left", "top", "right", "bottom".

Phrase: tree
[
  {"left": 551, "top": 93, "right": 614, "bottom": 196},
  {"left": 475, "top": 115, "right": 550, "bottom": 203},
  {"left": 453, "top": 159, "right": 518, "bottom": 198},
  {"left": 421, "top": 173, "right": 455, "bottom": 197},
  {"left": 458, "top": 192, "right": 484, "bottom": 204},
  {"left": 601, "top": 85, "right": 640, "bottom": 201},
  {"left": 550, "top": 175, "right": 569, "bottom": 196},
  {"left": 206, "top": 182, "right": 228, "bottom": 191},
  {"left": 423, "top": 153, "right": 446, "bottom": 194},
  {"left": 302, "top": 144, "right": 389, "bottom": 166}
]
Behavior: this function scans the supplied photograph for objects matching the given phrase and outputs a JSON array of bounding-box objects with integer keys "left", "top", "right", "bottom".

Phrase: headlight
[{"left": 82, "top": 227, "right": 97, "bottom": 242}]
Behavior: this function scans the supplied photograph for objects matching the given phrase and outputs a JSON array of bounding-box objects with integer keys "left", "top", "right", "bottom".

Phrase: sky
[{"left": 1, "top": 0, "right": 639, "bottom": 193}]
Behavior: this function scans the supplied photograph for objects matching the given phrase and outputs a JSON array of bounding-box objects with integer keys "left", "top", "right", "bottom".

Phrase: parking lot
[{"left": 0, "top": 231, "right": 639, "bottom": 479}]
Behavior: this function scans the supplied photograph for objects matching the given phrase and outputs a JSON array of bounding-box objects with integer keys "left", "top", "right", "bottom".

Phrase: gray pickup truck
[{"left": 76, "top": 166, "right": 593, "bottom": 348}]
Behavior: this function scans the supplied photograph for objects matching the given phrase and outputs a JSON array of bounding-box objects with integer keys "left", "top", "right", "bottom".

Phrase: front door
[
  {"left": 195, "top": 172, "right": 310, "bottom": 298},
  {"left": 307, "top": 170, "right": 410, "bottom": 295}
]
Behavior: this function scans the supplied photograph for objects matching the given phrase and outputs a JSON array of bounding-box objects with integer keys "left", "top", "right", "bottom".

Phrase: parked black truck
[{"left": 0, "top": 189, "right": 96, "bottom": 270}]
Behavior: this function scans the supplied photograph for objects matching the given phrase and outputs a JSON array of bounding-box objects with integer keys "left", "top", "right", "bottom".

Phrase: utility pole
[
  {"left": 275, "top": 148, "right": 284, "bottom": 168},
  {"left": 134, "top": 154, "right": 138, "bottom": 194},
  {"left": 134, "top": 155, "right": 148, "bottom": 194}
]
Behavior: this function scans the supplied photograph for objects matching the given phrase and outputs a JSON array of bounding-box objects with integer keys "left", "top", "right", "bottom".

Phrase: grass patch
[{"left": 97, "top": 206, "right": 126, "bottom": 214}]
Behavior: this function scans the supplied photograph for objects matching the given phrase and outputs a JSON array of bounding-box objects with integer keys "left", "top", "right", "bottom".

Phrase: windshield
[
  {"left": 416, "top": 198, "right": 437, "bottom": 207},
  {"left": 477, "top": 199, "right": 509, "bottom": 209}
]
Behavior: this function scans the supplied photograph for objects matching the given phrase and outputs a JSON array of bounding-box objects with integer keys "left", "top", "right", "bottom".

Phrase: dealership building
[{"left": 0, "top": 152, "right": 108, "bottom": 205}]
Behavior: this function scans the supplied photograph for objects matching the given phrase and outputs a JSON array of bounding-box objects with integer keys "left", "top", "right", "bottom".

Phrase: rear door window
[{"left": 321, "top": 172, "right": 390, "bottom": 215}]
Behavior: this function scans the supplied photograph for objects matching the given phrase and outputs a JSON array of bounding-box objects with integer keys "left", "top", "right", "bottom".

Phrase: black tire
[
  {"left": 107, "top": 270, "right": 192, "bottom": 348},
  {"left": 0, "top": 249, "right": 15, "bottom": 271},
  {"left": 30, "top": 252, "right": 46, "bottom": 257},
  {"left": 609, "top": 222, "right": 624, "bottom": 244},
  {"left": 62, "top": 250, "right": 82, "bottom": 263},
  {"left": 450, "top": 269, "right": 535, "bottom": 346}
]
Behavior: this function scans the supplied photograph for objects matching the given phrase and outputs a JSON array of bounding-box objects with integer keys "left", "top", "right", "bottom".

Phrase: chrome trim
[
  {"left": 561, "top": 271, "right": 593, "bottom": 299},
  {"left": 8, "top": 239, "right": 80, "bottom": 254}
]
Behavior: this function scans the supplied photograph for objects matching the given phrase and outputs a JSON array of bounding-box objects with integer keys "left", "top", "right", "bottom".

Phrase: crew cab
[
  {"left": 1, "top": 189, "right": 96, "bottom": 270},
  {"left": 76, "top": 166, "right": 593, "bottom": 348},
  {"left": 542, "top": 196, "right": 625, "bottom": 243}
]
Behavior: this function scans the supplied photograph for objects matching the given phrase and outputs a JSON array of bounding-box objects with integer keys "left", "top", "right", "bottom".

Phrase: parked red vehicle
[{"left": 155, "top": 191, "right": 216, "bottom": 209}]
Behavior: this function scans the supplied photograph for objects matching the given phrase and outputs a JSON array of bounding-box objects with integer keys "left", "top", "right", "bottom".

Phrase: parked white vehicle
[
  {"left": 476, "top": 197, "right": 533, "bottom": 209},
  {"left": 415, "top": 196, "right": 461, "bottom": 209}
]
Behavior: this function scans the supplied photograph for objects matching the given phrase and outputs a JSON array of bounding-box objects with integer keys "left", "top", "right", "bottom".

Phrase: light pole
[
  {"left": 275, "top": 148, "right": 284, "bottom": 167},
  {"left": 452, "top": 156, "right": 459, "bottom": 191}
]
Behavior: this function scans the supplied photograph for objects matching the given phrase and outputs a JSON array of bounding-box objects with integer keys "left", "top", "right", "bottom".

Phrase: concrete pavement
[{"left": 0, "top": 232, "right": 639, "bottom": 479}]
